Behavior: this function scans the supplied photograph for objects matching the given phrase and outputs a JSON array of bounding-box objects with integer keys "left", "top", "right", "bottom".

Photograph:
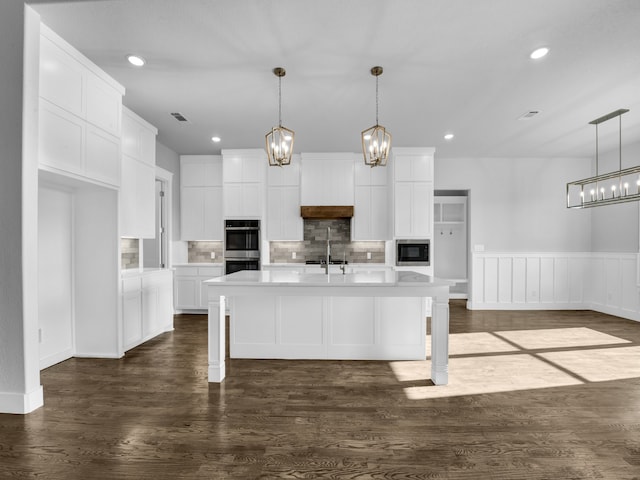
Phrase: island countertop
[{"left": 204, "top": 269, "right": 453, "bottom": 288}]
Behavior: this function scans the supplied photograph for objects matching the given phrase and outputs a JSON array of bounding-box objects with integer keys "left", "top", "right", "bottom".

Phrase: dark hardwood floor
[{"left": 2, "top": 301, "right": 640, "bottom": 479}]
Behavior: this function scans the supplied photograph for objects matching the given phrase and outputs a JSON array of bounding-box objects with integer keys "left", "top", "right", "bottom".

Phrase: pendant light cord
[
  {"left": 375, "top": 74, "right": 379, "bottom": 126},
  {"left": 278, "top": 75, "right": 282, "bottom": 128}
]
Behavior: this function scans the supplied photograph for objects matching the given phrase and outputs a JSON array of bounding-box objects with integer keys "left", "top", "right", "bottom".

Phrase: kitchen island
[{"left": 204, "top": 270, "right": 452, "bottom": 385}]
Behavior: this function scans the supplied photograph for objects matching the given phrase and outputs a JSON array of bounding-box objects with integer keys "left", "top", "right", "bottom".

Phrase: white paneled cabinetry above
[
  {"left": 180, "top": 155, "right": 223, "bottom": 241},
  {"left": 267, "top": 154, "right": 303, "bottom": 241},
  {"left": 392, "top": 148, "right": 434, "bottom": 238},
  {"left": 120, "top": 107, "right": 158, "bottom": 239},
  {"left": 38, "top": 24, "right": 124, "bottom": 187},
  {"left": 300, "top": 153, "right": 355, "bottom": 206},
  {"left": 352, "top": 158, "right": 389, "bottom": 240},
  {"left": 222, "top": 149, "right": 266, "bottom": 219}
]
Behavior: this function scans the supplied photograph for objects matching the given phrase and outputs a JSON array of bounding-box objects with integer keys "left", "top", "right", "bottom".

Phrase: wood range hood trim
[{"left": 300, "top": 206, "right": 354, "bottom": 219}]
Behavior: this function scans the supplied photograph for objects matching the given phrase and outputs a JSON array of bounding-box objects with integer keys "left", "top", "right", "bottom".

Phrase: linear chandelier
[
  {"left": 566, "top": 108, "right": 639, "bottom": 209},
  {"left": 265, "top": 67, "right": 295, "bottom": 167},
  {"left": 361, "top": 66, "right": 391, "bottom": 167}
]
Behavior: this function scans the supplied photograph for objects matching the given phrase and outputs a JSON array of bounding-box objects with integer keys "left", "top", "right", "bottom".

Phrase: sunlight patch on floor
[
  {"left": 425, "top": 332, "right": 519, "bottom": 357},
  {"left": 540, "top": 346, "right": 640, "bottom": 382},
  {"left": 391, "top": 355, "right": 582, "bottom": 399},
  {"left": 494, "top": 327, "right": 630, "bottom": 350}
]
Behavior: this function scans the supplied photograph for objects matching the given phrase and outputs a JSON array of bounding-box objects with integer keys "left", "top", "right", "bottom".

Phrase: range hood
[{"left": 300, "top": 206, "right": 354, "bottom": 219}]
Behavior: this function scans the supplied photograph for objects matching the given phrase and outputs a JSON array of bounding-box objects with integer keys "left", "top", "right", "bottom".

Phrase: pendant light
[
  {"left": 265, "top": 67, "right": 295, "bottom": 167},
  {"left": 567, "top": 108, "right": 640, "bottom": 209},
  {"left": 361, "top": 66, "right": 391, "bottom": 167}
]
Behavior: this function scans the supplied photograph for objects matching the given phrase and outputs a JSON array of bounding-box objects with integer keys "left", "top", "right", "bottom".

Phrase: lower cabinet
[
  {"left": 174, "top": 265, "right": 224, "bottom": 311},
  {"left": 122, "top": 269, "right": 174, "bottom": 352}
]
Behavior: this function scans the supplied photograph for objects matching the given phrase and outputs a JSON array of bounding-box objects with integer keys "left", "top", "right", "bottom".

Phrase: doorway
[
  {"left": 143, "top": 167, "right": 173, "bottom": 269},
  {"left": 434, "top": 190, "right": 469, "bottom": 299}
]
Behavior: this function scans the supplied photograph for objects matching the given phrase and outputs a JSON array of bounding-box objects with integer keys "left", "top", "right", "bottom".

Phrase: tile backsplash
[
  {"left": 188, "top": 241, "right": 224, "bottom": 263},
  {"left": 269, "top": 218, "right": 385, "bottom": 264},
  {"left": 121, "top": 238, "right": 139, "bottom": 270}
]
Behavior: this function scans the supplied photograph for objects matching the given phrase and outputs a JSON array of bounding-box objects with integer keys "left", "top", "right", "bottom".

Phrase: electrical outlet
[
  {"left": 367, "top": 252, "right": 372, "bottom": 260},
  {"left": 292, "top": 251, "right": 296, "bottom": 259},
  {"left": 210, "top": 252, "right": 215, "bottom": 259}
]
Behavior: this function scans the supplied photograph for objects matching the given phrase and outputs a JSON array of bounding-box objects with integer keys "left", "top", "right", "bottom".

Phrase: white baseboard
[
  {"left": 0, "top": 386, "right": 43, "bottom": 414},
  {"left": 467, "top": 302, "right": 586, "bottom": 311},
  {"left": 589, "top": 303, "right": 640, "bottom": 322},
  {"left": 40, "top": 348, "right": 73, "bottom": 370},
  {"left": 74, "top": 352, "right": 122, "bottom": 359}
]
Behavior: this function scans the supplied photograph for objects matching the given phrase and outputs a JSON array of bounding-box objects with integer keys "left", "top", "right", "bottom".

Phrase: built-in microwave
[{"left": 396, "top": 239, "right": 430, "bottom": 266}]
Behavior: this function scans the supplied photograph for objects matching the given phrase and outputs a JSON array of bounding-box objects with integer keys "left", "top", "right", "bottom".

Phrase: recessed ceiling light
[
  {"left": 211, "top": 136, "right": 221, "bottom": 143},
  {"left": 444, "top": 133, "right": 454, "bottom": 141},
  {"left": 530, "top": 47, "right": 549, "bottom": 60},
  {"left": 126, "top": 54, "right": 146, "bottom": 67}
]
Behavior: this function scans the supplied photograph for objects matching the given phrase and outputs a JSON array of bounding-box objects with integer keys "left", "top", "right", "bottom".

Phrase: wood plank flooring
[{"left": 2, "top": 301, "right": 640, "bottom": 479}]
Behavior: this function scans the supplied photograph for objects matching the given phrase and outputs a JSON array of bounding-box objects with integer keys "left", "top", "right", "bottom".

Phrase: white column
[
  {"left": 208, "top": 296, "right": 226, "bottom": 382},
  {"left": 430, "top": 288, "right": 449, "bottom": 385},
  {"left": 0, "top": 3, "right": 43, "bottom": 414}
]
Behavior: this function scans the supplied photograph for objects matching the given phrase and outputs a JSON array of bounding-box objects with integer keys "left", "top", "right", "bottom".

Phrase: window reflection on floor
[{"left": 392, "top": 327, "right": 635, "bottom": 400}]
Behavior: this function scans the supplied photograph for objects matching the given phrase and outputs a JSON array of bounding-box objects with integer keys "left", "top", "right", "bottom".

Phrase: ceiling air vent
[
  {"left": 518, "top": 110, "right": 540, "bottom": 120},
  {"left": 170, "top": 112, "right": 190, "bottom": 123}
]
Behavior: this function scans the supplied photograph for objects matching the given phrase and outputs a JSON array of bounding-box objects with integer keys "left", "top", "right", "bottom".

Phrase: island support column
[
  {"left": 430, "top": 288, "right": 449, "bottom": 385},
  {"left": 208, "top": 296, "right": 226, "bottom": 382}
]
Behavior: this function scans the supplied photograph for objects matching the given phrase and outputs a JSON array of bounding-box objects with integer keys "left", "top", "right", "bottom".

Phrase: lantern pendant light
[
  {"left": 265, "top": 67, "right": 295, "bottom": 167},
  {"left": 361, "top": 66, "right": 391, "bottom": 167}
]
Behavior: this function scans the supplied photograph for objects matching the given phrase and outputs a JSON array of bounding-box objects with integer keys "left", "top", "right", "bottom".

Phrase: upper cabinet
[
  {"left": 222, "top": 149, "right": 266, "bottom": 219},
  {"left": 120, "top": 107, "right": 158, "bottom": 239},
  {"left": 180, "top": 155, "right": 223, "bottom": 241},
  {"left": 300, "top": 153, "right": 355, "bottom": 206},
  {"left": 38, "top": 24, "right": 124, "bottom": 187},
  {"left": 392, "top": 148, "right": 435, "bottom": 239},
  {"left": 352, "top": 157, "right": 389, "bottom": 241},
  {"left": 267, "top": 154, "right": 303, "bottom": 241}
]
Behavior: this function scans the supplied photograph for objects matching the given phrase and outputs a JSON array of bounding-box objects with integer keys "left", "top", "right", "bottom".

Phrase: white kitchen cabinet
[
  {"left": 120, "top": 107, "right": 158, "bottom": 238},
  {"left": 38, "top": 24, "right": 124, "bottom": 187},
  {"left": 394, "top": 181, "right": 433, "bottom": 238},
  {"left": 180, "top": 155, "right": 223, "bottom": 241},
  {"left": 267, "top": 154, "right": 302, "bottom": 241},
  {"left": 174, "top": 265, "right": 224, "bottom": 311},
  {"left": 392, "top": 148, "right": 435, "bottom": 239},
  {"left": 267, "top": 186, "right": 303, "bottom": 240},
  {"left": 222, "top": 149, "right": 266, "bottom": 219},
  {"left": 352, "top": 158, "right": 389, "bottom": 240},
  {"left": 121, "top": 269, "right": 173, "bottom": 352},
  {"left": 300, "top": 153, "right": 355, "bottom": 206}
]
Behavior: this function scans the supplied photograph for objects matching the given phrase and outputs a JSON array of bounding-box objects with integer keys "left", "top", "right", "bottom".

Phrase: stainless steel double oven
[{"left": 224, "top": 220, "right": 260, "bottom": 274}]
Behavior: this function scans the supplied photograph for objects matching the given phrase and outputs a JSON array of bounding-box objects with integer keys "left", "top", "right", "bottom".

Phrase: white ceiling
[{"left": 30, "top": 0, "right": 640, "bottom": 159}]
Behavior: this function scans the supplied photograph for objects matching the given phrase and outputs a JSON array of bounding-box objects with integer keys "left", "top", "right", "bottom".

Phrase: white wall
[
  {"left": 435, "top": 156, "right": 593, "bottom": 252},
  {"left": 590, "top": 140, "right": 640, "bottom": 253}
]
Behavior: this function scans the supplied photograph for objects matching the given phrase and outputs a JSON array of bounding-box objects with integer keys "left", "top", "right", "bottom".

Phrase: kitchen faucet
[{"left": 323, "top": 226, "right": 331, "bottom": 275}]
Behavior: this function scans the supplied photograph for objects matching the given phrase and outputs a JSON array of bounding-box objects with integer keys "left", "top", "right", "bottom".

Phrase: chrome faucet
[{"left": 323, "top": 226, "right": 331, "bottom": 274}]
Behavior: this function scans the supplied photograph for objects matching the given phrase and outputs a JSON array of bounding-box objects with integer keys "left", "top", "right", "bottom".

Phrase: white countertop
[{"left": 204, "top": 269, "right": 452, "bottom": 287}]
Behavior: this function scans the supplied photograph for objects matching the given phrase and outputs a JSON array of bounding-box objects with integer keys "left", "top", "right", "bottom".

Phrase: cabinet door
[
  {"left": 141, "top": 284, "right": 159, "bottom": 337},
  {"left": 39, "top": 101, "right": 84, "bottom": 175},
  {"left": 122, "top": 289, "right": 142, "bottom": 350},
  {"left": 327, "top": 158, "right": 355, "bottom": 205},
  {"left": 175, "top": 277, "right": 199, "bottom": 309},
  {"left": 136, "top": 161, "right": 156, "bottom": 238},
  {"left": 300, "top": 159, "right": 325, "bottom": 205},
  {"left": 352, "top": 185, "right": 371, "bottom": 240},
  {"left": 86, "top": 124, "right": 120, "bottom": 186},
  {"left": 203, "top": 186, "right": 223, "bottom": 240},
  {"left": 120, "top": 155, "right": 137, "bottom": 236},
  {"left": 86, "top": 73, "right": 121, "bottom": 136},
  {"left": 268, "top": 186, "right": 302, "bottom": 240},
  {"left": 394, "top": 183, "right": 413, "bottom": 237},
  {"left": 412, "top": 182, "right": 432, "bottom": 237},
  {"left": 223, "top": 183, "right": 243, "bottom": 218},
  {"left": 242, "top": 183, "right": 262, "bottom": 217},
  {"left": 181, "top": 187, "right": 205, "bottom": 240},
  {"left": 370, "top": 185, "right": 389, "bottom": 240},
  {"left": 39, "top": 35, "right": 84, "bottom": 117}
]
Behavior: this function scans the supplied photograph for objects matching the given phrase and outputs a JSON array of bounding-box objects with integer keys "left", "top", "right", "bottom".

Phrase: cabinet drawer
[
  {"left": 175, "top": 266, "right": 199, "bottom": 276},
  {"left": 198, "top": 266, "right": 223, "bottom": 277}
]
